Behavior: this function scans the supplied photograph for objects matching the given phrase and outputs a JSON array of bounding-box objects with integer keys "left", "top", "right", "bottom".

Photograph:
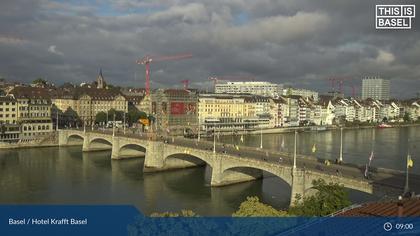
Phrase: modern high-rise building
[
  {"left": 361, "top": 77, "right": 390, "bottom": 100},
  {"left": 215, "top": 81, "right": 283, "bottom": 97}
]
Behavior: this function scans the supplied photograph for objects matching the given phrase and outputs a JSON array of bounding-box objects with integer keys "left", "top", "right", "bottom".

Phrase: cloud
[
  {"left": 47, "top": 45, "right": 64, "bottom": 56},
  {"left": 375, "top": 49, "right": 395, "bottom": 64},
  {"left": 0, "top": 0, "right": 418, "bottom": 98}
]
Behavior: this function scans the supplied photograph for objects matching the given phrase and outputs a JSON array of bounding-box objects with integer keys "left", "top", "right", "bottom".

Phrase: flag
[
  {"left": 312, "top": 144, "right": 317, "bottom": 153},
  {"left": 240, "top": 135, "right": 244, "bottom": 143},
  {"left": 368, "top": 151, "right": 374, "bottom": 166},
  {"left": 408, "top": 154, "right": 414, "bottom": 168},
  {"left": 364, "top": 164, "right": 368, "bottom": 178}
]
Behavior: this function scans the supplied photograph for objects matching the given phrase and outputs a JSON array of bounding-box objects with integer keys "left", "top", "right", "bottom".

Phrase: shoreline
[{"left": 244, "top": 122, "right": 420, "bottom": 135}]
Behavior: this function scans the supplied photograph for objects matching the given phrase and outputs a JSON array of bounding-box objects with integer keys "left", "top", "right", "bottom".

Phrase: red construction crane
[
  {"left": 327, "top": 78, "right": 337, "bottom": 91},
  {"left": 350, "top": 85, "right": 356, "bottom": 98},
  {"left": 181, "top": 79, "right": 189, "bottom": 90},
  {"left": 136, "top": 53, "right": 192, "bottom": 95}
]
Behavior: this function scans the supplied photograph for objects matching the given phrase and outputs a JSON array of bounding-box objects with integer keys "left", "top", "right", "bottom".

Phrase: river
[{"left": 0, "top": 126, "right": 418, "bottom": 216}]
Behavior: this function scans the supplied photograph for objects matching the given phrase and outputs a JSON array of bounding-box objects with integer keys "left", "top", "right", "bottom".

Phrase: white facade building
[
  {"left": 283, "top": 88, "right": 319, "bottom": 101},
  {"left": 362, "top": 77, "right": 390, "bottom": 100},
  {"left": 215, "top": 81, "right": 283, "bottom": 97}
]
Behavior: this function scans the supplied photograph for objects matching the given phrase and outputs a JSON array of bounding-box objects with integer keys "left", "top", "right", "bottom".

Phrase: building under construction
[{"left": 150, "top": 89, "right": 198, "bottom": 135}]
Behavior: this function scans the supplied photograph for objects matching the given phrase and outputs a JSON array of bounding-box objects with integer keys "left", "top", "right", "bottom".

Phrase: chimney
[{"left": 397, "top": 196, "right": 404, "bottom": 217}]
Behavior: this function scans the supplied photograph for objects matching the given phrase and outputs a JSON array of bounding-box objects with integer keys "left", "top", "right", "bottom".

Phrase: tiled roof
[
  {"left": 335, "top": 196, "right": 420, "bottom": 217},
  {"left": 8, "top": 86, "right": 52, "bottom": 99},
  {"left": 0, "top": 96, "right": 16, "bottom": 102},
  {"left": 52, "top": 87, "right": 124, "bottom": 100}
]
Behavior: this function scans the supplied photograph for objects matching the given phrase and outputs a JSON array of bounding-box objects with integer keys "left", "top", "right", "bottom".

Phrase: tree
[
  {"left": 63, "top": 107, "right": 81, "bottom": 127},
  {"left": 403, "top": 112, "right": 411, "bottom": 122},
  {"left": 95, "top": 111, "right": 107, "bottom": 124},
  {"left": 232, "top": 196, "right": 288, "bottom": 217},
  {"left": 150, "top": 210, "right": 199, "bottom": 217},
  {"left": 107, "top": 108, "right": 124, "bottom": 121},
  {"left": 33, "top": 77, "right": 47, "bottom": 85},
  {"left": 289, "top": 179, "right": 351, "bottom": 216},
  {"left": 127, "top": 106, "right": 148, "bottom": 125}
]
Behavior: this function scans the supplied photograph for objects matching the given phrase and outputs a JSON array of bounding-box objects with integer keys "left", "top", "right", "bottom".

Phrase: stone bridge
[{"left": 58, "top": 130, "right": 408, "bottom": 206}]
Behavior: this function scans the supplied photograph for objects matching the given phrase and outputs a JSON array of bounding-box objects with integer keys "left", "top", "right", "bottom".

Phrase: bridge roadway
[{"left": 58, "top": 129, "right": 420, "bottom": 205}]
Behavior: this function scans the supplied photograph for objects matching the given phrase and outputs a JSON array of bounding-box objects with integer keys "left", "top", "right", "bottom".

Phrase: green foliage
[
  {"left": 289, "top": 179, "right": 351, "bottom": 216},
  {"left": 95, "top": 111, "right": 107, "bottom": 124},
  {"left": 150, "top": 210, "right": 199, "bottom": 217},
  {"left": 232, "top": 196, "right": 288, "bottom": 217},
  {"left": 403, "top": 112, "right": 411, "bottom": 122},
  {"left": 127, "top": 107, "right": 147, "bottom": 125},
  {"left": 33, "top": 78, "right": 47, "bottom": 85},
  {"left": 108, "top": 108, "right": 124, "bottom": 121}
]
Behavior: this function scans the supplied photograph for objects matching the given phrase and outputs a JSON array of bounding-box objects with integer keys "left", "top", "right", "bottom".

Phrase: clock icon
[{"left": 384, "top": 222, "right": 393, "bottom": 232}]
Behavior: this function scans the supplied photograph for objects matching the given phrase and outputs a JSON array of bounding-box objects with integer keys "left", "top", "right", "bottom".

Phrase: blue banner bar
[{"left": 1, "top": 205, "right": 419, "bottom": 235}]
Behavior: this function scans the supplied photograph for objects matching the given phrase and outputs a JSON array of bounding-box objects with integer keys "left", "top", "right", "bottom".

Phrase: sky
[{"left": 0, "top": 0, "right": 418, "bottom": 98}]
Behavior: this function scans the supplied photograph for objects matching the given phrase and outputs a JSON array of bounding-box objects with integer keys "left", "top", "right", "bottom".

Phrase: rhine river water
[{"left": 0, "top": 126, "right": 418, "bottom": 216}]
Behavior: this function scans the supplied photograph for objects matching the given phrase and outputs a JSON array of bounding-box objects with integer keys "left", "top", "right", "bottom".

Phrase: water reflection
[{"left": 218, "top": 126, "right": 420, "bottom": 172}]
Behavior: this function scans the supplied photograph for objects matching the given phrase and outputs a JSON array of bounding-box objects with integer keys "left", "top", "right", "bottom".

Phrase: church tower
[{"left": 97, "top": 69, "right": 105, "bottom": 89}]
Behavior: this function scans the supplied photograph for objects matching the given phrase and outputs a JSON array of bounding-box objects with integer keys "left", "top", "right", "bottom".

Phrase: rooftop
[{"left": 335, "top": 196, "right": 420, "bottom": 217}]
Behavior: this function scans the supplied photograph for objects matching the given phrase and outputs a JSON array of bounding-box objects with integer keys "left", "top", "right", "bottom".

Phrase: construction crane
[
  {"left": 181, "top": 79, "right": 189, "bottom": 90},
  {"left": 136, "top": 53, "right": 192, "bottom": 95},
  {"left": 208, "top": 75, "right": 255, "bottom": 91},
  {"left": 349, "top": 85, "right": 356, "bottom": 98},
  {"left": 327, "top": 78, "right": 337, "bottom": 91}
]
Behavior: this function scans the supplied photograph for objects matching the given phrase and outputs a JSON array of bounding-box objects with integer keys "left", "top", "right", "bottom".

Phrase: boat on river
[{"left": 378, "top": 123, "right": 393, "bottom": 128}]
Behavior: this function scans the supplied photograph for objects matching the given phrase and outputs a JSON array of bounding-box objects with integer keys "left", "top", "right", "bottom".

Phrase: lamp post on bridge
[
  {"left": 112, "top": 113, "right": 116, "bottom": 137},
  {"left": 197, "top": 118, "right": 201, "bottom": 142},
  {"left": 293, "top": 130, "right": 297, "bottom": 170},
  {"left": 123, "top": 112, "right": 126, "bottom": 135},
  {"left": 260, "top": 124, "right": 263, "bottom": 149},
  {"left": 213, "top": 126, "right": 216, "bottom": 154}
]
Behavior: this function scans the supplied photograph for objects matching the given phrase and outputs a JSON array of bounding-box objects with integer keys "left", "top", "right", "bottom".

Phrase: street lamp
[
  {"left": 293, "top": 130, "right": 297, "bottom": 170},
  {"left": 123, "top": 112, "right": 126, "bottom": 134},
  {"left": 260, "top": 124, "right": 263, "bottom": 149},
  {"left": 339, "top": 127, "right": 343, "bottom": 162},
  {"left": 213, "top": 127, "right": 216, "bottom": 154},
  {"left": 197, "top": 118, "right": 201, "bottom": 142},
  {"left": 112, "top": 113, "right": 116, "bottom": 136}
]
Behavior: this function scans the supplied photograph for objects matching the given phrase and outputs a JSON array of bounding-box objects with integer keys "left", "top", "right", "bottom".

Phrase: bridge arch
[
  {"left": 66, "top": 134, "right": 84, "bottom": 145},
  {"left": 220, "top": 165, "right": 293, "bottom": 188},
  {"left": 164, "top": 153, "right": 209, "bottom": 170},
  {"left": 88, "top": 137, "right": 113, "bottom": 151},
  {"left": 118, "top": 143, "right": 147, "bottom": 158}
]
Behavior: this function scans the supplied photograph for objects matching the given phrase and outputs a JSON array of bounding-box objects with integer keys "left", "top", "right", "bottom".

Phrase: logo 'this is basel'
[{"left": 376, "top": 5, "right": 416, "bottom": 29}]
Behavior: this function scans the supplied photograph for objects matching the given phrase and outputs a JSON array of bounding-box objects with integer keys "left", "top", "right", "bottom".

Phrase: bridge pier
[
  {"left": 143, "top": 141, "right": 165, "bottom": 172},
  {"left": 82, "top": 133, "right": 91, "bottom": 152},
  {"left": 58, "top": 131, "right": 68, "bottom": 146},
  {"left": 290, "top": 169, "right": 306, "bottom": 207},
  {"left": 111, "top": 136, "right": 120, "bottom": 160}
]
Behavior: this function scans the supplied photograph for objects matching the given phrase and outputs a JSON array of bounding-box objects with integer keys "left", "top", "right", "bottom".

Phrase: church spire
[{"left": 97, "top": 68, "right": 105, "bottom": 89}]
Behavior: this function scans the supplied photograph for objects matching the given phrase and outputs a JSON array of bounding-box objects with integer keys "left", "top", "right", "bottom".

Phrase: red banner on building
[{"left": 170, "top": 102, "right": 185, "bottom": 115}]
